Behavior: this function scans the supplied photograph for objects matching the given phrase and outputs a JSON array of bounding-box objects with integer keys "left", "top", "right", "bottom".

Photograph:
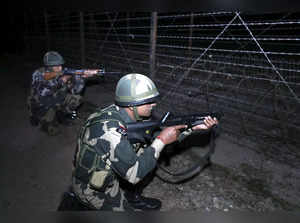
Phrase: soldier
[
  {"left": 27, "top": 51, "right": 99, "bottom": 136},
  {"left": 72, "top": 73, "right": 218, "bottom": 211}
]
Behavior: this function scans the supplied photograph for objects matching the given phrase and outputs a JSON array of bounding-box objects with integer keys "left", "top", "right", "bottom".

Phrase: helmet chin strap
[{"left": 133, "top": 106, "right": 142, "bottom": 121}]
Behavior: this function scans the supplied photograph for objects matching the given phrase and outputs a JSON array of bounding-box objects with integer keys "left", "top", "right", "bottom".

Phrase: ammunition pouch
[
  {"left": 89, "top": 169, "right": 114, "bottom": 192},
  {"left": 74, "top": 144, "right": 114, "bottom": 192},
  {"left": 73, "top": 108, "right": 125, "bottom": 192}
]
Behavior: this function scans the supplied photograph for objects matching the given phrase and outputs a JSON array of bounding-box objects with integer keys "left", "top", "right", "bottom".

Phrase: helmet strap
[{"left": 133, "top": 106, "right": 142, "bottom": 121}]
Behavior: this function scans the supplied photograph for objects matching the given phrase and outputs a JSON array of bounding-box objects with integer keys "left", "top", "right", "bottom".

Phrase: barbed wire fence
[{"left": 24, "top": 11, "right": 300, "bottom": 165}]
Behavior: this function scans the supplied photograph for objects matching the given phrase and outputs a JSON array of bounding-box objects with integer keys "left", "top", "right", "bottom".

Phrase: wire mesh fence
[{"left": 24, "top": 11, "right": 300, "bottom": 165}]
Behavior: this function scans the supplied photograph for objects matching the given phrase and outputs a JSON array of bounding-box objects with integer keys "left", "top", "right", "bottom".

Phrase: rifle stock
[{"left": 44, "top": 71, "right": 63, "bottom": 80}]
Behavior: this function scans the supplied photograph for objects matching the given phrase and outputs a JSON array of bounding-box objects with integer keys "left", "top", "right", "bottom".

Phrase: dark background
[
  {"left": 3, "top": 0, "right": 300, "bottom": 55},
  {"left": 1, "top": 1, "right": 300, "bottom": 220}
]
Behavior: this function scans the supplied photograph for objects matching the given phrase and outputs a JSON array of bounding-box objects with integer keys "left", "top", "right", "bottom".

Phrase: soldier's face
[
  {"left": 137, "top": 103, "right": 156, "bottom": 117},
  {"left": 52, "top": 66, "right": 62, "bottom": 72}
]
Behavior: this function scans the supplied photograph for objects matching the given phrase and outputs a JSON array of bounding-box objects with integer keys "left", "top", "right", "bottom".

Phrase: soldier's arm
[
  {"left": 82, "top": 69, "right": 100, "bottom": 78},
  {"left": 96, "top": 122, "right": 159, "bottom": 185},
  {"left": 68, "top": 74, "right": 85, "bottom": 94},
  {"left": 31, "top": 69, "right": 56, "bottom": 97},
  {"left": 153, "top": 126, "right": 193, "bottom": 143}
]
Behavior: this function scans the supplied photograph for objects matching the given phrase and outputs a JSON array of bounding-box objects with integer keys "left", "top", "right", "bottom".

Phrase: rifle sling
[{"left": 155, "top": 126, "right": 217, "bottom": 184}]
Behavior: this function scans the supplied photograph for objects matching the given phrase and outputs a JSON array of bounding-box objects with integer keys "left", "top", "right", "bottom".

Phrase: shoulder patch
[{"left": 116, "top": 126, "right": 127, "bottom": 136}]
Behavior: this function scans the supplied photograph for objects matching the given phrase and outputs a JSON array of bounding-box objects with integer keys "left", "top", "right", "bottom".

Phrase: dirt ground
[{"left": 1, "top": 53, "right": 300, "bottom": 212}]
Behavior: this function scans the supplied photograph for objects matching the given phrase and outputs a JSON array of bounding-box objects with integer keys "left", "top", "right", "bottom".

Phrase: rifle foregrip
[
  {"left": 187, "top": 111, "right": 223, "bottom": 128},
  {"left": 190, "top": 120, "right": 205, "bottom": 127}
]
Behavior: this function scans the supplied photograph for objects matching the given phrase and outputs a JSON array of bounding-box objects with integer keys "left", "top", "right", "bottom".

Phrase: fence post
[
  {"left": 79, "top": 11, "right": 86, "bottom": 66},
  {"left": 44, "top": 11, "right": 50, "bottom": 51},
  {"left": 149, "top": 12, "right": 157, "bottom": 79}
]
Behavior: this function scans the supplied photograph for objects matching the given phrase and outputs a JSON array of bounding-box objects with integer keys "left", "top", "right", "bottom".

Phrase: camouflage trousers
[
  {"left": 28, "top": 93, "right": 82, "bottom": 135},
  {"left": 42, "top": 93, "right": 82, "bottom": 122},
  {"left": 72, "top": 177, "right": 134, "bottom": 211},
  {"left": 28, "top": 93, "right": 82, "bottom": 123}
]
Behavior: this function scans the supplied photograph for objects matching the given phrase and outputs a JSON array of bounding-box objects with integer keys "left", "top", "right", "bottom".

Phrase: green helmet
[
  {"left": 115, "top": 73, "right": 160, "bottom": 107},
  {"left": 43, "top": 51, "right": 65, "bottom": 66}
]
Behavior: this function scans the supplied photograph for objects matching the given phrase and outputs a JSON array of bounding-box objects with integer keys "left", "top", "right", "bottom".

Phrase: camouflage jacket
[
  {"left": 73, "top": 104, "right": 194, "bottom": 188},
  {"left": 28, "top": 67, "right": 85, "bottom": 110},
  {"left": 72, "top": 104, "right": 195, "bottom": 210},
  {"left": 74, "top": 104, "right": 159, "bottom": 185}
]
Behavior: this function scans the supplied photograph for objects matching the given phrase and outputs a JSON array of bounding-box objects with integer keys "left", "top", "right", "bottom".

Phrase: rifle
[
  {"left": 44, "top": 68, "right": 122, "bottom": 80},
  {"left": 126, "top": 111, "right": 223, "bottom": 183},
  {"left": 126, "top": 111, "right": 223, "bottom": 144}
]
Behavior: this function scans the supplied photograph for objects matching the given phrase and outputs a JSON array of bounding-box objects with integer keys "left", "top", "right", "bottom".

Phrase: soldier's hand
[
  {"left": 192, "top": 116, "right": 218, "bottom": 131},
  {"left": 158, "top": 125, "right": 187, "bottom": 145},
  {"left": 83, "top": 69, "right": 99, "bottom": 78},
  {"left": 60, "top": 75, "right": 72, "bottom": 83}
]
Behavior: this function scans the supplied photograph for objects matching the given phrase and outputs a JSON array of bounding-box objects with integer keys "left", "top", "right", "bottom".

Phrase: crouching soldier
[
  {"left": 27, "top": 51, "right": 99, "bottom": 135},
  {"left": 71, "top": 73, "right": 218, "bottom": 211}
]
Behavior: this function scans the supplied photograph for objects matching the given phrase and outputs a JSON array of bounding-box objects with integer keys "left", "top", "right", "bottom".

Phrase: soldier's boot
[
  {"left": 124, "top": 190, "right": 162, "bottom": 211},
  {"left": 69, "top": 110, "right": 79, "bottom": 120},
  {"left": 56, "top": 110, "right": 78, "bottom": 126},
  {"left": 57, "top": 187, "right": 94, "bottom": 211},
  {"left": 41, "top": 121, "right": 60, "bottom": 136}
]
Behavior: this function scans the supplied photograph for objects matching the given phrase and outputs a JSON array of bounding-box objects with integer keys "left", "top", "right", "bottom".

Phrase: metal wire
[
  {"left": 157, "top": 11, "right": 234, "bottom": 19},
  {"left": 85, "top": 32, "right": 300, "bottom": 41},
  {"left": 98, "top": 20, "right": 300, "bottom": 31},
  {"left": 24, "top": 11, "right": 300, "bottom": 163},
  {"left": 236, "top": 12, "right": 300, "bottom": 103}
]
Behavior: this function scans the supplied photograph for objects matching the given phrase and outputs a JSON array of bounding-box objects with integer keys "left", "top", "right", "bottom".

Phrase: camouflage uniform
[
  {"left": 72, "top": 104, "right": 194, "bottom": 211},
  {"left": 72, "top": 105, "right": 150, "bottom": 210},
  {"left": 27, "top": 67, "right": 85, "bottom": 134}
]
